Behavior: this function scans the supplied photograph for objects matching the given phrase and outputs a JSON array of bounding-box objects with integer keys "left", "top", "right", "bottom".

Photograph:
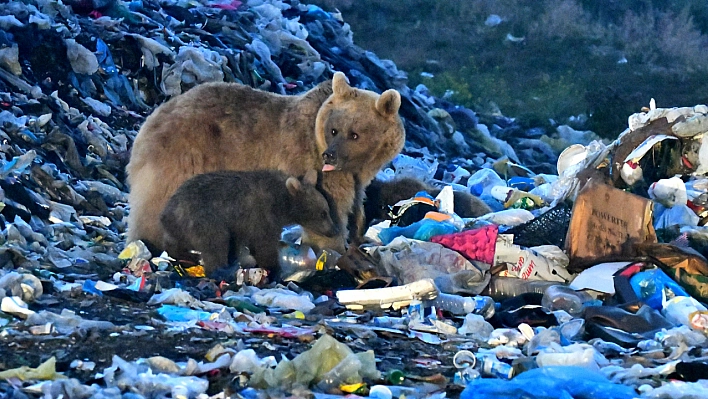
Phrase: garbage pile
[{"left": 1, "top": 0, "right": 708, "bottom": 398}]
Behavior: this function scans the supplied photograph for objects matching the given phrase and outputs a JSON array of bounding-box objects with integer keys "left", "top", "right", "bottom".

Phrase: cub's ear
[
  {"left": 286, "top": 177, "right": 301, "bottom": 196},
  {"left": 332, "top": 72, "right": 352, "bottom": 97},
  {"left": 303, "top": 169, "right": 318, "bottom": 186},
  {"left": 376, "top": 89, "right": 401, "bottom": 117}
]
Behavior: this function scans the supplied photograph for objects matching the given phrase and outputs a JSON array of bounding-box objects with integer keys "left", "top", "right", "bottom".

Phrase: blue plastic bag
[
  {"left": 630, "top": 268, "right": 689, "bottom": 310},
  {"left": 378, "top": 218, "right": 459, "bottom": 245},
  {"left": 460, "top": 366, "right": 637, "bottom": 399}
]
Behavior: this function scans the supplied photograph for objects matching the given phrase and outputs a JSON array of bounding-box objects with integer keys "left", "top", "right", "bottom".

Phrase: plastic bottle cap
[
  {"left": 453, "top": 350, "right": 477, "bottom": 369},
  {"left": 387, "top": 369, "right": 405, "bottom": 385}
]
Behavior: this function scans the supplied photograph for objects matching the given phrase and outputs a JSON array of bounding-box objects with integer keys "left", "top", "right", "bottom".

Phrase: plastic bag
[
  {"left": 378, "top": 218, "right": 459, "bottom": 245},
  {"left": 661, "top": 296, "right": 708, "bottom": 332},
  {"left": 630, "top": 268, "right": 690, "bottom": 310},
  {"left": 368, "top": 237, "right": 491, "bottom": 295},
  {"left": 648, "top": 177, "right": 688, "bottom": 208},
  {"left": 460, "top": 366, "right": 637, "bottom": 399},
  {"left": 654, "top": 204, "right": 700, "bottom": 230},
  {"left": 392, "top": 154, "right": 438, "bottom": 181}
]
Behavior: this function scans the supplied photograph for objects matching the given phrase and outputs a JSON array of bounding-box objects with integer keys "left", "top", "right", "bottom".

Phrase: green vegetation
[{"left": 311, "top": 0, "right": 708, "bottom": 138}]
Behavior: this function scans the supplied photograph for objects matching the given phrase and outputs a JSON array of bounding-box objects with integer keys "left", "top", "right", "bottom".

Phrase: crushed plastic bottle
[
  {"left": 426, "top": 293, "right": 495, "bottom": 319},
  {"left": 483, "top": 276, "right": 558, "bottom": 300}
]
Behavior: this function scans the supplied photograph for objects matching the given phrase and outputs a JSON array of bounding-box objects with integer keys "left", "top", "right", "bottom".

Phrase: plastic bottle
[
  {"left": 541, "top": 285, "right": 594, "bottom": 317},
  {"left": 483, "top": 276, "right": 558, "bottom": 301},
  {"left": 373, "top": 316, "right": 408, "bottom": 328},
  {"left": 426, "top": 293, "right": 495, "bottom": 319}
]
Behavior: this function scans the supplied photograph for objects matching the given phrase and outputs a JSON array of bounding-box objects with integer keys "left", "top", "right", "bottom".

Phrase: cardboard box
[{"left": 565, "top": 180, "right": 657, "bottom": 272}]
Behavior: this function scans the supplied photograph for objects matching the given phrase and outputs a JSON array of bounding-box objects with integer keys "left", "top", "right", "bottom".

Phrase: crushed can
[
  {"left": 408, "top": 299, "right": 424, "bottom": 323},
  {"left": 479, "top": 355, "right": 514, "bottom": 379}
]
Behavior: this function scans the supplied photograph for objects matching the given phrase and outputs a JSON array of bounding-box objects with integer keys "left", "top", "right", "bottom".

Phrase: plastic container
[
  {"left": 426, "top": 293, "right": 495, "bottom": 319},
  {"left": 541, "top": 285, "right": 594, "bottom": 317},
  {"left": 483, "top": 276, "right": 558, "bottom": 301},
  {"left": 336, "top": 278, "right": 439, "bottom": 310}
]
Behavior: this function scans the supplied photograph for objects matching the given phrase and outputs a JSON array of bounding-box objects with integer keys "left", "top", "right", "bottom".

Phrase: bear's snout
[
  {"left": 322, "top": 150, "right": 338, "bottom": 171},
  {"left": 324, "top": 223, "right": 340, "bottom": 238}
]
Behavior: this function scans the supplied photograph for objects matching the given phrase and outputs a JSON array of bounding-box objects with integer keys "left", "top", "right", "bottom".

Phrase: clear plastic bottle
[
  {"left": 541, "top": 285, "right": 594, "bottom": 316},
  {"left": 426, "top": 293, "right": 496, "bottom": 319}
]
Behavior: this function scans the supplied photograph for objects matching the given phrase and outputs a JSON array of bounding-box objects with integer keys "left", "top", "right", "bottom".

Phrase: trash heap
[{"left": 0, "top": 0, "right": 708, "bottom": 399}]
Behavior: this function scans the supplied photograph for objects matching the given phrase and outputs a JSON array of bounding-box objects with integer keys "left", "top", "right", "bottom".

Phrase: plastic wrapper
[
  {"left": 0, "top": 357, "right": 64, "bottom": 381},
  {"left": 391, "top": 154, "right": 439, "bottom": 182},
  {"left": 473, "top": 208, "right": 535, "bottom": 227},
  {"left": 457, "top": 313, "right": 494, "bottom": 339},
  {"left": 494, "top": 240, "right": 575, "bottom": 282},
  {"left": 251, "top": 288, "right": 315, "bottom": 312}
]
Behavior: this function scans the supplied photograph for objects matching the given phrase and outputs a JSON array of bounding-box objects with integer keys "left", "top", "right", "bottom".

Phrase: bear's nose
[{"left": 322, "top": 151, "right": 337, "bottom": 165}]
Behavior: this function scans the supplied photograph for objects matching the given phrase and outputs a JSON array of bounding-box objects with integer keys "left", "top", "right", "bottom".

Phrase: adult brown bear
[{"left": 126, "top": 72, "right": 405, "bottom": 254}]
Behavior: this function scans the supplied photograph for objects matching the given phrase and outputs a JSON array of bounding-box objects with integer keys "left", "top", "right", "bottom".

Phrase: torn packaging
[{"left": 565, "top": 180, "right": 657, "bottom": 272}]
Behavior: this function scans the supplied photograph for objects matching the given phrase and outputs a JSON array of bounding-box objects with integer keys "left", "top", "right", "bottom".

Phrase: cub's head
[
  {"left": 315, "top": 72, "right": 405, "bottom": 177},
  {"left": 285, "top": 170, "right": 340, "bottom": 238}
]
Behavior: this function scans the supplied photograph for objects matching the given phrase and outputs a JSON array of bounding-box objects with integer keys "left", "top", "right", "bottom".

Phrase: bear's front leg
[{"left": 195, "top": 232, "right": 231, "bottom": 277}]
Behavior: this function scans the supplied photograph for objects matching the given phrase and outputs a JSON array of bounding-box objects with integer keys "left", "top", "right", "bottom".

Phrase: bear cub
[
  {"left": 160, "top": 169, "right": 339, "bottom": 280},
  {"left": 364, "top": 176, "right": 492, "bottom": 227}
]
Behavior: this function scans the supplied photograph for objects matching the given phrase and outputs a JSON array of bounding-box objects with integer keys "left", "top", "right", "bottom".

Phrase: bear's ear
[
  {"left": 303, "top": 169, "right": 318, "bottom": 186},
  {"left": 286, "top": 177, "right": 301, "bottom": 196},
  {"left": 332, "top": 72, "right": 352, "bottom": 97},
  {"left": 376, "top": 89, "right": 401, "bottom": 117}
]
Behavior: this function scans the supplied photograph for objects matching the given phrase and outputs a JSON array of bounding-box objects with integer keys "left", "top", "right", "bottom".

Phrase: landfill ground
[
  {"left": 0, "top": 286, "right": 464, "bottom": 398},
  {"left": 2, "top": 0, "right": 708, "bottom": 399}
]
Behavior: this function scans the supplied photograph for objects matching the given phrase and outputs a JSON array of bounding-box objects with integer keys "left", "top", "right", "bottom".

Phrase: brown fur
[
  {"left": 364, "top": 177, "right": 492, "bottom": 227},
  {"left": 160, "top": 170, "right": 338, "bottom": 279},
  {"left": 127, "top": 72, "right": 405, "bottom": 253}
]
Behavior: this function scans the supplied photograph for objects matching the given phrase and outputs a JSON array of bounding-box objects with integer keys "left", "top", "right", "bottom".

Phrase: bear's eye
[
  {"left": 321, "top": 211, "right": 328, "bottom": 219},
  {"left": 351, "top": 132, "right": 359, "bottom": 140},
  {"left": 331, "top": 129, "right": 338, "bottom": 136}
]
